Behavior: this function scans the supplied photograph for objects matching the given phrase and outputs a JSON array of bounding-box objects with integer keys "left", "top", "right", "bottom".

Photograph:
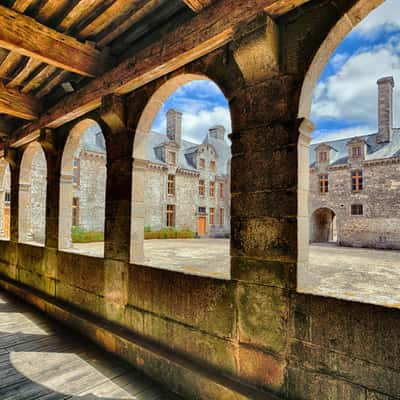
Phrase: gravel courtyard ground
[{"left": 70, "top": 240, "right": 400, "bottom": 307}]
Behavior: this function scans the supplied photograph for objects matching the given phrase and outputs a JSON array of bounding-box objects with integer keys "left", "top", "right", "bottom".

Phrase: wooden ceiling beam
[
  {"left": 182, "top": 0, "right": 214, "bottom": 12},
  {"left": 0, "top": 5, "right": 107, "bottom": 77},
  {"left": 9, "top": 0, "right": 311, "bottom": 146},
  {"left": 0, "top": 82, "right": 41, "bottom": 120}
]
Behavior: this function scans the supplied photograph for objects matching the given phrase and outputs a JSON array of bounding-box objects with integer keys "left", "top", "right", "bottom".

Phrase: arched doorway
[{"left": 311, "top": 208, "right": 337, "bottom": 243}]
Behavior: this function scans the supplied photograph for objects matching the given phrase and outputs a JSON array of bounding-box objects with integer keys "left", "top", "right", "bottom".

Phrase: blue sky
[{"left": 152, "top": 0, "right": 400, "bottom": 144}]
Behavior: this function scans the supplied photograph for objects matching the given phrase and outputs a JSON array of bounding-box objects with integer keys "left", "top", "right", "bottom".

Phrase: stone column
[
  {"left": 59, "top": 173, "right": 73, "bottom": 249},
  {"left": 18, "top": 183, "right": 33, "bottom": 242}
]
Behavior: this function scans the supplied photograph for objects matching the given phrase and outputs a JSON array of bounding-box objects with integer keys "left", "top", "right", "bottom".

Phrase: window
[
  {"left": 352, "top": 146, "right": 361, "bottom": 158},
  {"left": 209, "top": 208, "right": 215, "bottom": 225},
  {"left": 199, "top": 158, "right": 205, "bottom": 169},
  {"left": 351, "top": 204, "right": 363, "bottom": 216},
  {"left": 167, "top": 151, "right": 176, "bottom": 165},
  {"left": 4, "top": 192, "right": 10, "bottom": 204},
  {"left": 209, "top": 181, "right": 215, "bottom": 197},
  {"left": 72, "top": 197, "right": 79, "bottom": 226},
  {"left": 210, "top": 160, "right": 216, "bottom": 171},
  {"left": 352, "top": 170, "right": 363, "bottom": 192},
  {"left": 199, "top": 179, "right": 205, "bottom": 196},
  {"left": 219, "top": 182, "right": 224, "bottom": 199},
  {"left": 198, "top": 207, "right": 206, "bottom": 214},
  {"left": 73, "top": 158, "right": 80, "bottom": 185},
  {"left": 319, "top": 174, "right": 328, "bottom": 193},
  {"left": 167, "top": 174, "right": 175, "bottom": 196},
  {"left": 319, "top": 151, "right": 328, "bottom": 162},
  {"left": 219, "top": 208, "right": 224, "bottom": 225},
  {"left": 166, "top": 204, "right": 175, "bottom": 227}
]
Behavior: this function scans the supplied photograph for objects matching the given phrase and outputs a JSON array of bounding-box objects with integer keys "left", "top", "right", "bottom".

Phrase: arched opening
[
  {"left": 59, "top": 119, "right": 106, "bottom": 257},
  {"left": 0, "top": 160, "right": 11, "bottom": 240},
  {"left": 132, "top": 74, "right": 231, "bottom": 278},
  {"left": 19, "top": 142, "right": 47, "bottom": 246},
  {"left": 298, "top": 0, "right": 400, "bottom": 305},
  {"left": 311, "top": 207, "right": 337, "bottom": 244}
]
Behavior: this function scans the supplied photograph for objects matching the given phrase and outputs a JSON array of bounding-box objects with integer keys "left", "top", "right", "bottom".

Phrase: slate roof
[
  {"left": 147, "top": 130, "right": 231, "bottom": 175},
  {"left": 80, "top": 123, "right": 231, "bottom": 175},
  {"left": 310, "top": 128, "right": 400, "bottom": 167}
]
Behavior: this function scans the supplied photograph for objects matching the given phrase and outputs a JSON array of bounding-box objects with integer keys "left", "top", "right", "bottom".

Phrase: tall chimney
[
  {"left": 377, "top": 76, "right": 394, "bottom": 143},
  {"left": 166, "top": 109, "right": 182, "bottom": 145}
]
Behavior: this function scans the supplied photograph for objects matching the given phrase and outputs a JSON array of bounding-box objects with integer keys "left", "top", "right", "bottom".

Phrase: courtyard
[{"left": 70, "top": 239, "right": 400, "bottom": 307}]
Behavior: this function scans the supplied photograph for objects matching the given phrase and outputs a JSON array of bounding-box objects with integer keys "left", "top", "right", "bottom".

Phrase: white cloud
[
  {"left": 312, "top": 44, "right": 400, "bottom": 129},
  {"left": 352, "top": 0, "right": 400, "bottom": 37},
  {"left": 153, "top": 106, "right": 232, "bottom": 143}
]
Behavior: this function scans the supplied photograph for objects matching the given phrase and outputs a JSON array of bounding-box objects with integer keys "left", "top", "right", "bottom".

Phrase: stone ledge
[{"left": 0, "top": 274, "right": 280, "bottom": 400}]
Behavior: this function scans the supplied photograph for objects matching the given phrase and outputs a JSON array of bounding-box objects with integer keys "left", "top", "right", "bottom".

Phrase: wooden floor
[{"left": 0, "top": 289, "right": 180, "bottom": 400}]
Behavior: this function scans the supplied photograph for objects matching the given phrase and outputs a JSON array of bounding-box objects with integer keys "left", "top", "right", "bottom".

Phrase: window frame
[
  {"left": 167, "top": 174, "right": 175, "bottom": 196},
  {"left": 319, "top": 174, "right": 329, "bottom": 193},
  {"left": 319, "top": 151, "right": 328, "bottom": 162},
  {"left": 199, "top": 179, "right": 205, "bottom": 196},
  {"left": 199, "top": 158, "right": 206, "bottom": 169},
  {"left": 351, "top": 204, "right": 363, "bottom": 216},
  {"left": 73, "top": 158, "right": 80, "bottom": 186},
  {"left": 351, "top": 169, "right": 363, "bottom": 192},
  {"left": 210, "top": 160, "right": 216, "bottom": 172},
  {"left": 209, "top": 207, "right": 215, "bottom": 225},
  {"left": 166, "top": 204, "right": 175, "bottom": 227},
  {"left": 219, "top": 182, "right": 224, "bottom": 199},
  {"left": 219, "top": 207, "right": 224, "bottom": 226},
  {"left": 167, "top": 151, "right": 176, "bottom": 165},
  {"left": 209, "top": 181, "right": 215, "bottom": 197}
]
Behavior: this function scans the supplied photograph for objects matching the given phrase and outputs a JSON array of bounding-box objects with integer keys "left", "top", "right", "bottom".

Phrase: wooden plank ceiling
[{"left": 0, "top": 0, "right": 211, "bottom": 139}]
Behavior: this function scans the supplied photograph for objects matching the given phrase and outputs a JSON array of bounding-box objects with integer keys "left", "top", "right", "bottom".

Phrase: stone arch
[
  {"left": 297, "top": 0, "right": 385, "bottom": 268},
  {"left": 0, "top": 159, "right": 11, "bottom": 239},
  {"left": 131, "top": 73, "right": 230, "bottom": 264},
  {"left": 310, "top": 207, "right": 337, "bottom": 243},
  {"left": 59, "top": 118, "right": 107, "bottom": 254},
  {"left": 18, "top": 142, "right": 47, "bottom": 245}
]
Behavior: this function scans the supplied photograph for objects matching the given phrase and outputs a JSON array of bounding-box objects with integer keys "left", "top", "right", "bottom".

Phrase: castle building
[
  {"left": 144, "top": 109, "right": 231, "bottom": 237},
  {"left": 309, "top": 76, "right": 400, "bottom": 249},
  {"left": 69, "top": 109, "right": 231, "bottom": 238}
]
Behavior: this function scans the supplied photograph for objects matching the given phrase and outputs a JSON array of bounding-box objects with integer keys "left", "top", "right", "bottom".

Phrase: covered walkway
[{"left": 0, "top": 289, "right": 179, "bottom": 400}]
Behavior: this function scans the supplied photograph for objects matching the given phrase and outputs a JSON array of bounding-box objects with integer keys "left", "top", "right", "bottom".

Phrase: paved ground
[
  {"left": 300, "top": 243, "right": 400, "bottom": 308},
  {"left": 0, "top": 289, "right": 180, "bottom": 400},
  {"left": 69, "top": 240, "right": 400, "bottom": 307}
]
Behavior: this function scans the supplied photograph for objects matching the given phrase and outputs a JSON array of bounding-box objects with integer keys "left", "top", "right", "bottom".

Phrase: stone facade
[
  {"left": 144, "top": 109, "right": 231, "bottom": 236},
  {"left": 310, "top": 77, "right": 400, "bottom": 249}
]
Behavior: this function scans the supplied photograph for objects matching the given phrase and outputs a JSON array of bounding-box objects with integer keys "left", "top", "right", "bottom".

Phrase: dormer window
[
  {"left": 199, "top": 158, "right": 205, "bottom": 169},
  {"left": 167, "top": 151, "right": 176, "bottom": 165},
  {"left": 210, "top": 160, "right": 216, "bottom": 172},
  {"left": 319, "top": 151, "right": 328, "bottom": 162},
  {"left": 352, "top": 146, "right": 361, "bottom": 158}
]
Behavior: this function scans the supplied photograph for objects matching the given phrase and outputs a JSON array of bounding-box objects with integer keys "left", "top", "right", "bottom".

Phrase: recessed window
[
  {"left": 72, "top": 197, "right": 79, "bottom": 226},
  {"left": 167, "top": 174, "right": 175, "bottom": 196},
  {"left": 73, "top": 158, "right": 80, "bottom": 185},
  {"left": 351, "top": 204, "right": 363, "bottom": 216},
  {"left": 352, "top": 146, "right": 361, "bottom": 158},
  {"left": 210, "top": 160, "right": 216, "bottom": 171},
  {"left": 199, "top": 158, "right": 205, "bottom": 169},
  {"left": 4, "top": 191, "right": 11, "bottom": 204},
  {"left": 351, "top": 170, "right": 363, "bottom": 192},
  {"left": 319, "top": 151, "right": 328, "bottom": 162},
  {"left": 209, "top": 207, "right": 215, "bottom": 225},
  {"left": 199, "top": 179, "right": 205, "bottom": 196},
  {"left": 166, "top": 204, "right": 175, "bottom": 227},
  {"left": 198, "top": 206, "right": 206, "bottom": 214},
  {"left": 167, "top": 151, "right": 176, "bottom": 165},
  {"left": 219, "top": 182, "right": 224, "bottom": 199},
  {"left": 319, "top": 174, "right": 328, "bottom": 193},
  {"left": 209, "top": 181, "right": 215, "bottom": 197},
  {"left": 219, "top": 208, "right": 224, "bottom": 225}
]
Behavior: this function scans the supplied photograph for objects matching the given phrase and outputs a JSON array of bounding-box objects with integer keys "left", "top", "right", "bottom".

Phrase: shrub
[
  {"left": 144, "top": 227, "right": 194, "bottom": 240},
  {"left": 71, "top": 226, "right": 104, "bottom": 243}
]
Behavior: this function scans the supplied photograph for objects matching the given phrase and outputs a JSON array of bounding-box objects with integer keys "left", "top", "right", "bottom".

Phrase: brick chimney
[
  {"left": 208, "top": 125, "right": 225, "bottom": 141},
  {"left": 377, "top": 76, "right": 394, "bottom": 143},
  {"left": 166, "top": 109, "right": 182, "bottom": 145}
]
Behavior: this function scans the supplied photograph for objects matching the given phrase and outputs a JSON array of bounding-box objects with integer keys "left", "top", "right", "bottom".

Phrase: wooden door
[
  {"left": 4, "top": 207, "right": 10, "bottom": 238},
  {"left": 197, "top": 216, "right": 206, "bottom": 236}
]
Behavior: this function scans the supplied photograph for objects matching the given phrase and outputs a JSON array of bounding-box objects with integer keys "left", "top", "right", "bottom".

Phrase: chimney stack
[
  {"left": 208, "top": 125, "right": 225, "bottom": 141},
  {"left": 377, "top": 76, "right": 394, "bottom": 143},
  {"left": 166, "top": 109, "right": 182, "bottom": 145}
]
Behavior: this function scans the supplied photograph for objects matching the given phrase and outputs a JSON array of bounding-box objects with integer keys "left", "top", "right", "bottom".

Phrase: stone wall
[
  {"left": 309, "top": 159, "right": 400, "bottom": 249},
  {"left": 74, "top": 151, "right": 106, "bottom": 232},
  {"left": 30, "top": 150, "right": 47, "bottom": 243}
]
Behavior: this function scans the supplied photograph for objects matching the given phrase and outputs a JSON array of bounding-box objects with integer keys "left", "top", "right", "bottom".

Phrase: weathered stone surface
[{"left": 238, "top": 283, "right": 288, "bottom": 355}]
